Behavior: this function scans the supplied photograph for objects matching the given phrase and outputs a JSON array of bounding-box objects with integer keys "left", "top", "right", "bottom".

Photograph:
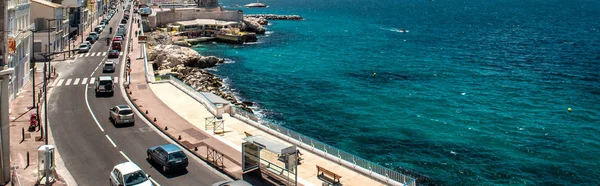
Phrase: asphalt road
[{"left": 47, "top": 2, "right": 229, "bottom": 185}]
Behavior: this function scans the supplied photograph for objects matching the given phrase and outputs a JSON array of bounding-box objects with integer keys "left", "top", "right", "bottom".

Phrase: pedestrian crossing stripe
[
  {"left": 102, "top": 52, "right": 107, "bottom": 56},
  {"left": 65, "top": 79, "right": 72, "bottom": 85},
  {"left": 73, "top": 78, "right": 80, "bottom": 85},
  {"left": 119, "top": 52, "right": 124, "bottom": 56},
  {"left": 56, "top": 79, "right": 64, "bottom": 86},
  {"left": 79, "top": 54, "right": 84, "bottom": 57},
  {"left": 85, "top": 53, "right": 91, "bottom": 57},
  {"left": 82, "top": 78, "right": 88, "bottom": 84},
  {"left": 114, "top": 77, "right": 119, "bottom": 84},
  {"left": 90, "top": 78, "right": 95, "bottom": 84}
]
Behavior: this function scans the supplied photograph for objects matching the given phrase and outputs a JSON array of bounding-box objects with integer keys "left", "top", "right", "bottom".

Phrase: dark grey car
[{"left": 147, "top": 144, "right": 188, "bottom": 173}]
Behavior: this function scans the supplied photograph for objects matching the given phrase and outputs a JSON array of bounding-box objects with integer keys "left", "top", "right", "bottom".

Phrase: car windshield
[
  {"left": 168, "top": 151, "right": 186, "bottom": 161},
  {"left": 79, "top": 44, "right": 88, "bottom": 48},
  {"left": 123, "top": 171, "right": 148, "bottom": 185},
  {"left": 119, "top": 110, "right": 133, "bottom": 115},
  {"left": 99, "top": 80, "right": 112, "bottom": 86}
]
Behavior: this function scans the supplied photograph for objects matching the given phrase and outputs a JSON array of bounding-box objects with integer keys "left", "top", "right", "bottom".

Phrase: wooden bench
[{"left": 316, "top": 165, "right": 342, "bottom": 185}]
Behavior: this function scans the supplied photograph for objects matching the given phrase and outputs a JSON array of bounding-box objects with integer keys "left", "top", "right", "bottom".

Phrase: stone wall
[{"left": 148, "top": 8, "right": 243, "bottom": 28}]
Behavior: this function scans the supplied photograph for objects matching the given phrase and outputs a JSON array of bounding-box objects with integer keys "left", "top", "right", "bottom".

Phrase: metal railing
[{"left": 151, "top": 75, "right": 416, "bottom": 186}]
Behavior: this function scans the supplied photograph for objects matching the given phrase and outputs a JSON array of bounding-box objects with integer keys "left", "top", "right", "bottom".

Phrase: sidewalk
[
  {"left": 8, "top": 69, "right": 68, "bottom": 186},
  {"left": 125, "top": 13, "right": 393, "bottom": 186}
]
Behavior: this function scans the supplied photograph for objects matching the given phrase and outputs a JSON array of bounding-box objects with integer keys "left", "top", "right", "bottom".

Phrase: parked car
[
  {"left": 121, "top": 18, "right": 128, "bottom": 24},
  {"left": 109, "top": 162, "right": 152, "bottom": 186},
  {"left": 109, "top": 105, "right": 135, "bottom": 125},
  {"left": 147, "top": 144, "right": 188, "bottom": 173},
  {"left": 89, "top": 32, "right": 99, "bottom": 40},
  {"left": 94, "top": 25, "right": 105, "bottom": 33},
  {"left": 95, "top": 76, "right": 114, "bottom": 96},
  {"left": 78, "top": 44, "right": 90, "bottom": 53},
  {"left": 86, "top": 36, "right": 96, "bottom": 44},
  {"left": 108, "top": 49, "right": 120, "bottom": 58},
  {"left": 112, "top": 41, "right": 122, "bottom": 51},
  {"left": 103, "top": 60, "right": 116, "bottom": 72},
  {"left": 211, "top": 180, "right": 252, "bottom": 186}
]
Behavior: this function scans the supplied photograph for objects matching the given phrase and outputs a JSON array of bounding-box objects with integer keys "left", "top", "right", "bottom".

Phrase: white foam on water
[
  {"left": 380, "top": 27, "right": 410, "bottom": 33},
  {"left": 222, "top": 58, "right": 235, "bottom": 64}
]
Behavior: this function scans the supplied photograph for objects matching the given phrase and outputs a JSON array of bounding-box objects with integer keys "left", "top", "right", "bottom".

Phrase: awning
[{"left": 243, "top": 136, "right": 296, "bottom": 155}]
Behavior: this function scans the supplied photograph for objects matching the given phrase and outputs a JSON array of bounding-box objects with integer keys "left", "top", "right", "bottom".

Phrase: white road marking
[
  {"left": 106, "top": 135, "right": 117, "bottom": 147},
  {"left": 114, "top": 77, "right": 119, "bottom": 84},
  {"left": 89, "top": 78, "right": 95, "bottom": 84},
  {"left": 149, "top": 178, "right": 161, "bottom": 186},
  {"left": 65, "top": 79, "right": 72, "bottom": 86},
  {"left": 96, "top": 52, "right": 102, "bottom": 57},
  {"left": 84, "top": 85, "right": 105, "bottom": 132},
  {"left": 79, "top": 54, "right": 84, "bottom": 57},
  {"left": 82, "top": 78, "right": 88, "bottom": 84},
  {"left": 56, "top": 79, "right": 65, "bottom": 86},
  {"left": 85, "top": 53, "right": 90, "bottom": 57},
  {"left": 102, "top": 52, "right": 107, "bottom": 56},
  {"left": 119, "top": 151, "right": 132, "bottom": 162},
  {"left": 73, "top": 78, "right": 80, "bottom": 85},
  {"left": 119, "top": 52, "right": 123, "bottom": 56}
]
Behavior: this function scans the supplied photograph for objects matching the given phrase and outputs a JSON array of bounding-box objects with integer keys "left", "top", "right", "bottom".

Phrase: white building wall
[
  {"left": 148, "top": 8, "right": 243, "bottom": 28},
  {"left": 7, "top": 0, "right": 32, "bottom": 101}
]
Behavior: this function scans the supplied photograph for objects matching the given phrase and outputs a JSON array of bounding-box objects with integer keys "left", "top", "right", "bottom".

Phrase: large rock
[
  {"left": 152, "top": 45, "right": 219, "bottom": 70},
  {"left": 242, "top": 18, "right": 266, "bottom": 34}
]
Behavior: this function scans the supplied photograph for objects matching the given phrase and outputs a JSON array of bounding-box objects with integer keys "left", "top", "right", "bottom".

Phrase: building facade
[
  {"left": 31, "top": 0, "right": 70, "bottom": 62},
  {"left": 6, "top": 0, "right": 33, "bottom": 102}
]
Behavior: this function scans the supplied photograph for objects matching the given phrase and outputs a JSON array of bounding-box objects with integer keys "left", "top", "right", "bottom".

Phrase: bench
[{"left": 316, "top": 165, "right": 342, "bottom": 185}]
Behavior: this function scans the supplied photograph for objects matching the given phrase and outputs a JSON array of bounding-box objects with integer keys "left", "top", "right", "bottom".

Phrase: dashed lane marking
[{"left": 106, "top": 135, "right": 117, "bottom": 148}]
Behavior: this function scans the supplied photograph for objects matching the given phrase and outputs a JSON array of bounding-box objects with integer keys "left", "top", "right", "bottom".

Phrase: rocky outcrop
[
  {"left": 168, "top": 67, "right": 254, "bottom": 113},
  {"left": 151, "top": 44, "right": 221, "bottom": 70},
  {"left": 244, "top": 14, "right": 304, "bottom": 20},
  {"left": 245, "top": 17, "right": 268, "bottom": 25},
  {"left": 242, "top": 18, "right": 266, "bottom": 34},
  {"left": 146, "top": 31, "right": 173, "bottom": 46}
]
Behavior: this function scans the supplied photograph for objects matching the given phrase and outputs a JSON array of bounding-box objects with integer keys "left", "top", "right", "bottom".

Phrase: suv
[
  {"left": 109, "top": 162, "right": 152, "bottom": 186},
  {"left": 95, "top": 76, "right": 114, "bottom": 96},
  {"left": 147, "top": 144, "right": 188, "bottom": 173},
  {"left": 103, "top": 60, "right": 116, "bottom": 72},
  {"left": 109, "top": 105, "right": 135, "bottom": 125}
]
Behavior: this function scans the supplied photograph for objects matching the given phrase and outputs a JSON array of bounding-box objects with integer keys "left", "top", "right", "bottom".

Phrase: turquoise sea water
[{"left": 193, "top": 0, "right": 600, "bottom": 185}]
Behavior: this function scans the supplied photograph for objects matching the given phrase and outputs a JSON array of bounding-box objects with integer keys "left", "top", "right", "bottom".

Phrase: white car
[
  {"left": 110, "top": 162, "right": 153, "bottom": 186},
  {"left": 78, "top": 44, "right": 90, "bottom": 53}
]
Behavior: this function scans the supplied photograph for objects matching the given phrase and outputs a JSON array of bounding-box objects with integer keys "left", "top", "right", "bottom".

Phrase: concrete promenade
[{"left": 125, "top": 12, "right": 398, "bottom": 186}]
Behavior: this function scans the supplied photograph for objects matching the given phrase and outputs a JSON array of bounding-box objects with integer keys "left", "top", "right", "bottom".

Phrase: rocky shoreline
[
  {"left": 244, "top": 14, "right": 304, "bottom": 20},
  {"left": 145, "top": 31, "right": 255, "bottom": 113}
]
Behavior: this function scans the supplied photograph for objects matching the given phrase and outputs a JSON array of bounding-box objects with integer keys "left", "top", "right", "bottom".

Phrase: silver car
[
  {"left": 109, "top": 105, "right": 135, "bottom": 125},
  {"left": 103, "top": 60, "right": 116, "bottom": 73}
]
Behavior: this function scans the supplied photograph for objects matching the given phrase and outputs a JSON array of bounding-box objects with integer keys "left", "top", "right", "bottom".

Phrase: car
[
  {"left": 108, "top": 50, "right": 120, "bottom": 58},
  {"left": 103, "top": 60, "right": 116, "bottom": 72},
  {"left": 147, "top": 144, "right": 188, "bottom": 173},
  {"left": 109, "top": 105, "right": 135, "bottom": 125},
  {"left": 113, "top": 36, "right": 123, "bottom": 42},
  {"left": 211, "top": 180, "right": 252, "bottom": 186},
  {"left": 84, "top": 41, "right": 92, "bottom": 46},
  {"left": 89, "top": 32, "right": 99, "bottom": 39},
  {"left": 86, "top": 36, "right": 96, "bottom": 44},
  {"left": 119, "top": 24, "right": 126, "bottom": 29},
  {"left": 94, "top": 25, "right": 105, "bottom": 33},
  {"left": 95, "top": 76, "right": 114, "bottom": 96},
  {"left": 78, "top": 44, "right": 90, "bottom": 53},
  {"left": 109, "top": 162, "right": 152, "bottom": 186},
  {"left": 121, "top": 18, "right": 127, "bottom": 24},
  {"left": 112, "top": 41, "right": 122, "bottom": 51}
]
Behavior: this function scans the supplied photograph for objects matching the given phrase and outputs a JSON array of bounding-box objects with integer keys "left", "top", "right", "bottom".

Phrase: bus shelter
[{"left": 242, "top": 135, "right": 298, "bottom": 186}]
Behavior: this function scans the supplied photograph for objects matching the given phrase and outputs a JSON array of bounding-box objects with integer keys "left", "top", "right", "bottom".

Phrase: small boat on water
[{"left": 244, "top": 0, "right": 267, "bottom": 7}]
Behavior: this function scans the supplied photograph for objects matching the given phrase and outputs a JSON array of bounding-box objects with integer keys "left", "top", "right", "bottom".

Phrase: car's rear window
[
  {"left": 99, "top": 80, "right": 112, "bottom": 86},
  {"left": 105, "top": 63, "right": 114, "bottom": 67},
  {"left": 168, "top": 151, "right": 186, "bottom": 161},
  {"left": 119, "top": 110, "right": 133, "bottom": 115}
]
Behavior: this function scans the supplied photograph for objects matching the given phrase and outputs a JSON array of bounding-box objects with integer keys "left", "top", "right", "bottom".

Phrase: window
[
  {"left": 118, "top": 110, "right": 133, "bottom": 115},
  {"left": 168, "top": 151, "right": 186, "bottom": 161}
]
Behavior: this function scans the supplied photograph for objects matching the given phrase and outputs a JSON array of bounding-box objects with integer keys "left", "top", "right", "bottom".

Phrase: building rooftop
[{"left": 174, "top": 19, "right": 238, "bottom": 27}]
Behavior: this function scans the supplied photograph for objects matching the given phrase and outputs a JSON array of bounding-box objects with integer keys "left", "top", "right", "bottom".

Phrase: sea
[{"left": 191, "top": 0, "right": 600, "bottom": 185}]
